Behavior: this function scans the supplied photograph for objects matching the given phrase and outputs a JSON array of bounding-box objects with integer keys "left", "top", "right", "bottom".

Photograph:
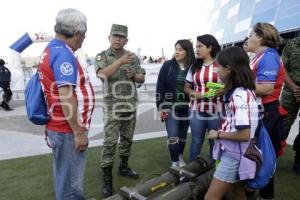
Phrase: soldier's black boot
[
  {"left": 293, "top": 151, "right": 300, "bottom": 175},
  {"left": 118, "top": 156, "right": 139, "bottom": 179},
  {"left": 0, "top": 101, "right": 5, "bottom": 109},
  {"left": 293, "top": 134, "right": 300, "bottom": 175},
  {"left": 0, "top": 101, "right": 13, "bottom": 111},
  {"left": 102, "top": 166, "right": 113, "bottom": 198}
]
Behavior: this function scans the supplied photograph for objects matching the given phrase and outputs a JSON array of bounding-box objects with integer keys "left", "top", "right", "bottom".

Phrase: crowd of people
[
  {"left": 156, "top": 20, "right": 300, "bottom": 200},
  {"left": 157, "top": 31, "right": 254, "bottom": 199},
  {"left": 138, "top": 55, "right": 166, "bottom": 64},
  {"left": 16, "top": 7, "right": 300, "bottom": 200}
]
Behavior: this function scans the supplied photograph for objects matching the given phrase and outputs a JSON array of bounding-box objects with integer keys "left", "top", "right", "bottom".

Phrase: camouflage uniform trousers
[
  {"left": 101, "top": 109, "right": 137, "bottom": 168},
  {"left": 281, "top": 87, "right": 300, "bottom": 151}
]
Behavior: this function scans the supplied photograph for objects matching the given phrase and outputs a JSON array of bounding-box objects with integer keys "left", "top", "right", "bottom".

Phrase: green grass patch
[{"left": 0, "top": 136, "right": 299, "bottom": 200}]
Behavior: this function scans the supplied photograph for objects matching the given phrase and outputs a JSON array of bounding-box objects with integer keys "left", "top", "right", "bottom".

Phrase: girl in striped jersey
[
  {"left": 184, "top": 34, "right": 222, "bottom": 161},
  {"left": 205, "top": 46, "right": 258, "bottom": 200}
]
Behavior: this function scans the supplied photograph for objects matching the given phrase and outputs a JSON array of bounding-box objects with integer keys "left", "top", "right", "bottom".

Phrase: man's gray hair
[{"left": 54, "top": 8, "right": 87, "bottom": 37}]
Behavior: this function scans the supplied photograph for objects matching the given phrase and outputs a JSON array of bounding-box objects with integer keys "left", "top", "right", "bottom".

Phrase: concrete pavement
[{"left": 0, "top": 89, "right": 299, "bottom": 160}]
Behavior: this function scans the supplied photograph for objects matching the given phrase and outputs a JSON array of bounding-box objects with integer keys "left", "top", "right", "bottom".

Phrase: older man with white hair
[{"left": 38, "top": 8, "right": 95, "bottom": 200}]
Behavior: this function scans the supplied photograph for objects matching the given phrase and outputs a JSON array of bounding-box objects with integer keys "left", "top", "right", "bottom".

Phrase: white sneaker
[
  {"left": 179, "top": 160, "right": 186, "bottom": 167},
  {"left": 172, "top": 161, "right": 179, "bottom": 167},
  {"left": 179, "top": 155, "right": 186, "bottom": 167}
]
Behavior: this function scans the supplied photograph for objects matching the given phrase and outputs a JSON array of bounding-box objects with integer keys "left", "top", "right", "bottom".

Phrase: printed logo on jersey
[
  {"left": 60, "top": 62, "right": 74, "bottom": 76},
  {"left": 263, "top": 70, "right": 277, "bottom": 76}
]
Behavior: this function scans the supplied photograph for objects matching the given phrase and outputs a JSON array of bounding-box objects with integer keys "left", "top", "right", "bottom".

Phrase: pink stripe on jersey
[
  {"left": 212, "top": 64, "right": 219, "bottom": 113},
  {"left": 203, "top": 65, "right": 210, "bottom": 112},
  {"left": 232, "top": 99, "right": 236, "bottom": 130},
  {"left": 247, "top": 92, "right": 251, "bottom": 125}
]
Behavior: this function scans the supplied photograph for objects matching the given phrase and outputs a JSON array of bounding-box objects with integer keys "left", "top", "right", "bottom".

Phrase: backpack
[
  {"left": 25, "top": 71, "right": 49, "bottom": 125},
  {"left": 247, "top": 120, "right": 276, "bottom": 189}
]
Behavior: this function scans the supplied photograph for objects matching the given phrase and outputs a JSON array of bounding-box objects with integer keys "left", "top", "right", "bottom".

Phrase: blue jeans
[
  {"left": 47, "top": 130, "right": 87, "bottom": 200},
  {"left": 214, "top": 151, "right": 240, "bottom": 183},
  {"left": 165, "top": 109, "right": 189, "bottom": 162},
  {"left": 189, "top": 111, "right": 218, "bottom": 161}
]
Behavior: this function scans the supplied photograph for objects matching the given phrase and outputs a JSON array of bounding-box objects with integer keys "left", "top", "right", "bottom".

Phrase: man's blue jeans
[
  {"left": 189, "top": 111, "right": 218, "bottom": 161},
  {"left": 47, "top": 130, "right": 87, "bottom": 200},
  {"left": 165, "top": 109, "right": 189, "bottom": 162}
]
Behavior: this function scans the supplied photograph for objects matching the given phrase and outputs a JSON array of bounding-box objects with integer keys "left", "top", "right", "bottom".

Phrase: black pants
[
  {"left": 259, "top": 100, "right": 284, "bottom": 199},
  {"left": 294, "top": 133, "right": 300, "bottom": 169},
  {"left": 0, "top": 83, "right": 12, "bottom": 105}
]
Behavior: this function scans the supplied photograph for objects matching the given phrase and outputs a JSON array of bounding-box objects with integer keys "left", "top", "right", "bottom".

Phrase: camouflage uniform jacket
[
  {"left": 95, "top": 48, "right": 145, "bottom": 112},
  {"left": 282, "top": 37, "right": 300, "bottom": 85}
]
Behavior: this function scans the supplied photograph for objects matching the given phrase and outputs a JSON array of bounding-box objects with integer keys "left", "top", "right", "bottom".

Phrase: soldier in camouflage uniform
[
  {"left": 281, "top": 37, "right": 300, "bottom": 175},
  {"left": 95, "top": 24, "right": 146, "bottom": 197}
]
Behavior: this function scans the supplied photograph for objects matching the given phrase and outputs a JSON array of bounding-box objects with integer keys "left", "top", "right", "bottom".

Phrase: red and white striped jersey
[
  {"left": 220, "top": 87, "right": 259, "bottom": 138},
  {"left": 185, "top": 62, "right": 223, "bottom": 113},
  {"left": 39, "top": 39, "right": 95, "bottom": 133}
]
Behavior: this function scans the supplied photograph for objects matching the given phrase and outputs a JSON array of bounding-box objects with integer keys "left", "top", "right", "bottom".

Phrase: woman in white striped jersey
[{"left": 184, "top": 34, "right": 222, "bottom": 161}]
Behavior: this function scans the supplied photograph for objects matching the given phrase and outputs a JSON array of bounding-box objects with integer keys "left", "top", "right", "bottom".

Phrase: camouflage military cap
[{"left": 110, "top": 24, "right": 128, "bottom": 37}]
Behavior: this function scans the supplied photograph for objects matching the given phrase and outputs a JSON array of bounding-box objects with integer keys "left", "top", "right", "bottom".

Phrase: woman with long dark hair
[
  {"left": 184, "top": 34, "right": 222, "bottom": 161},
  {"left": 205, "top": 46, "right": 259, "bottom": 200},
  {"left": 156, "top": 39, "right": 195, "bottom": 167}
]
